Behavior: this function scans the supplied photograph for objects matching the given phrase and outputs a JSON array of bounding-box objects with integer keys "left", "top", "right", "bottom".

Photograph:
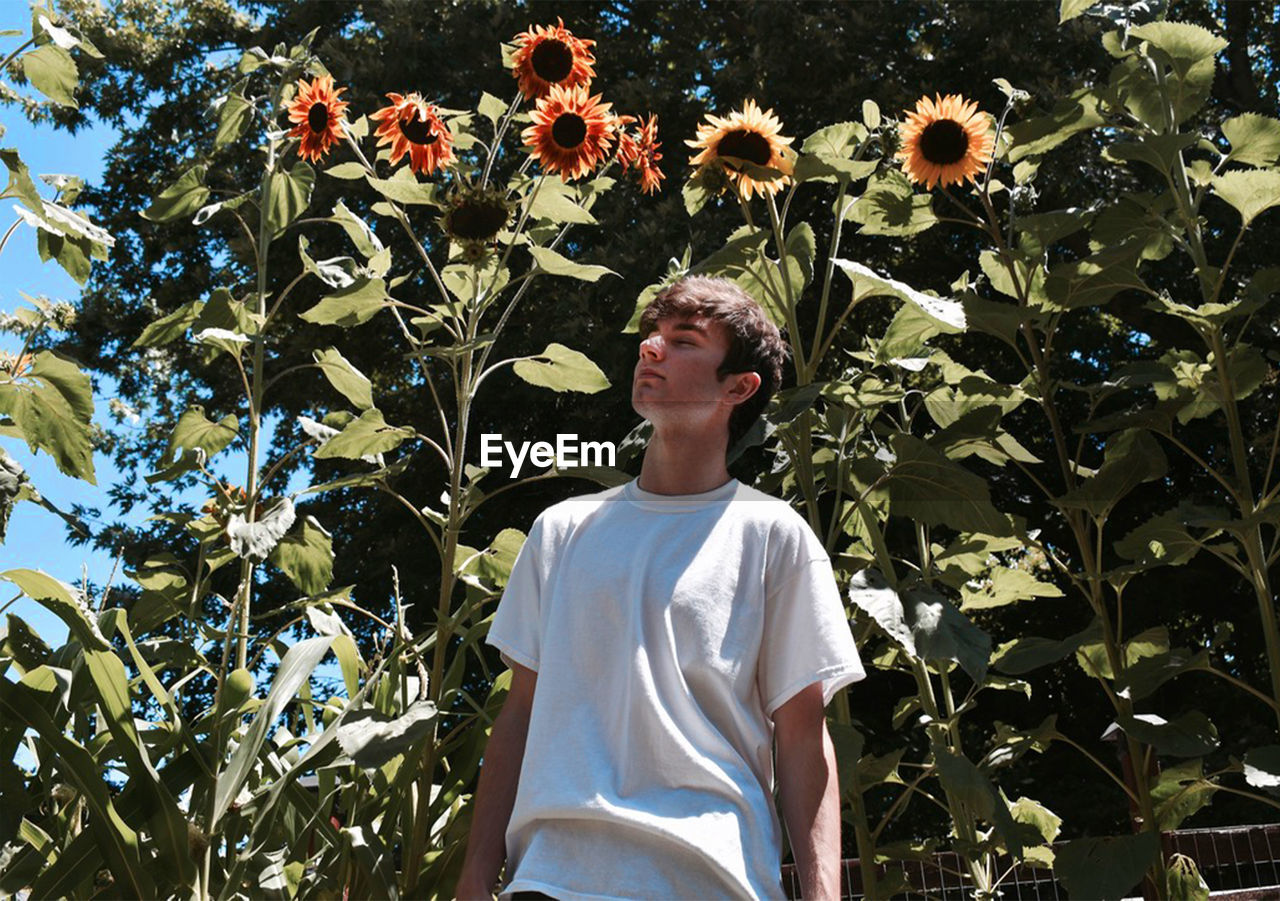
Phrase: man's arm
[
  {"left": 774, "top": 682, "right": 841, "bottom": 900},
  {"left": 456, "top": 661, "right": 538, "bottom": 900}
]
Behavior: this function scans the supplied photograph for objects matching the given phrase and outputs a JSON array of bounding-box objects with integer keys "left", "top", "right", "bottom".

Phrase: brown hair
[{"left": 638, "top": 275, "right": 789, "bottom": 449}]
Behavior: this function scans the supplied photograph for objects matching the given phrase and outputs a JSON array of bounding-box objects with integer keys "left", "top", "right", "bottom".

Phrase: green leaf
[
  {"left": 269, "top": 516, "right": 334, "bottom": 594},
  {"left": 299, "top": 277, "right": 390, "bottom": 327},
  {"left": 1055, "top": 832, "right": 1160, "bottom": 901},
  {"left": 142, "top": 166, "right": 209, "bottom": 223},
  {"left": 1129, "top": 22, "right": 1227, "bottom": 75},
  {"left": 312, "top": 347, "right": 373, "bottom": 410},
  {"left": 528, "top": 245, "right": 616, "bottom": 282},
  {"left": 5, "top": 380, "right": 95, "bottom": 482},
  {"left": 0, "top": 148, "right": 44, "bottom": 212},
  {"left": 833, "top": 257, "right": 965, "bottom": 330},
  {"left": 458, "top": 528, "right": 525, "bottom": 590},
  {"left": 960, "top": 567, "right": 1063, "bottom": 611},
  {"left": 25, "top": 350, "right": 91, "bottom": 422},
  {"left": 477, "top": 91, "right": 509, "bottom": 127},
  {"left": 1165, "top": 854, "right": 1210, "bottom": 901},
  {"left": 364, "top": 173, "right": 441, "bottom": 206},
  {"left": 264, "top": 161, "right": 315, "bottom": 236},
  {"left": 133, "top": 300, "right": 204, "bottom": 348},
  {"left": 1151, "top": 759, "right": 1216, "bottom": 830},
  {"left": 1222, "top": 113, "right": 1280, "bottom": 167},
  {"left": 1118, "top": 711, "right": 1219, "bottom": 757},
  {"left": 1106, "top": 133, "right": 1199, "bottom": 176},
  {"left": 1210, "top": 169, "right": 1280, "bottom": 225},
  {"left": 933, "top": 750, "right": 1023, "bottom": 859},
  {"left": 1058, "top": 429, "right": 1166, "bottom": 519},
  {"left": 528, "top": 179, "right": 597, "bottom": 225},
  {"left": 844, "top": 170, "right": 938, "bottom": 236},
  {"left": 801, "top": 121, "right": 866, "bottom": 157},
  {"left": 991, "top": 619, "right": 1102, "bottom": 675},
  {"left": 512, "top": 342, "right": 611, "bottom": 394},
  {"left": 1009, "top": 796, "right": 1061, "bottom": 845},
  {"left": 885, "top": 434, "right": 1013, "bottom": 536},
  {"left": 1059, "top": 0, "right": 1097, "bottom": 23},
  {"left": 1114, "top": 504, "right": 1207, "bottom": 568},
  {"left": 336, "top": 700, "right": 438, "bottom": 770},
  {"left": 21, "top": 44, "right": 77, "bottom": 107},
  {"left": 167, "top": 405, "right": 238, "bottom": 459},
  {"left": 1, "top": 569, "right": 107, "bottom": 650},
  {"left": 329, "top": 200, "right": 383, "bottom": 258},
  {"left": 847, "top": 570, "right": 991, "bottom": 683},
  {"left": 1006, "top": 89, "right": 1105, "bottom": 162},
  {"left": 325, "top": 161, "right": 368, "bottom": 179},
  {"left": 313, "top": 408, "right": 413, "bottom": 460},
  {"left": 1043, "top": 241, "right": 1148, "bottom": 310},
  {"left": 214, "top": 82, "right": 254, "bottom": 149},
  {"left": 1116, "top": 648, "right": 1209, "bottom": 701},
  {"left": 212, "top": 635, "right": 334, "bottom": 827},
  {"left": 1015, "top": 207, "right": 1095, "bottom": 256}
]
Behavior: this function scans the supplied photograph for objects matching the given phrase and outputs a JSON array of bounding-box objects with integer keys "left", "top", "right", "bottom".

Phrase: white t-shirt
[{"left": 486, "top": 477, "right": 865, "bottom": 900}]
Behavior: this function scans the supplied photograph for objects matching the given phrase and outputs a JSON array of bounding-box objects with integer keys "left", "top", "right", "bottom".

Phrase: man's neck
[{"left": 636, "top": 424, "right": 732, "bottom": 496}]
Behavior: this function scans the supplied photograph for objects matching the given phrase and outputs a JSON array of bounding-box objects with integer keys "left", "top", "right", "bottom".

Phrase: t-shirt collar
[{"left": 623, "top": 476, "right": 739, "bottom": 512}]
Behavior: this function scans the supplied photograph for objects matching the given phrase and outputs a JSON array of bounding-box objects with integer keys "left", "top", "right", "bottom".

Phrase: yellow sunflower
[
  {"left": 370, "top": 92, "right": 456, "bottom": 176},
  {"left": 896, "top": 93, "right": 994, "bottom": 190},
  {"left": 686, "top": 99, "right": 794, "bottom": 200},
  {"left": 285, "top": 74, "right": 349, "bottom": 163},
  {"left": 521, "top": 83, "right": 615, "bottom": 182},
  {"left": 511, "top": 17, "right": 596, "bottom": 101}
]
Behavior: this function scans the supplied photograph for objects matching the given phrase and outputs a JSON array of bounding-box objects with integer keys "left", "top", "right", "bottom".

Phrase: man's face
[{"left": 631, "top": 315, "right": 758, "bottom": 430}]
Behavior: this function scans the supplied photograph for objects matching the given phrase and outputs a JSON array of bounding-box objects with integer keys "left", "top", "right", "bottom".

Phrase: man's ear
[{"left": 723, "top": 371, "right": 762, "bottom": 406}]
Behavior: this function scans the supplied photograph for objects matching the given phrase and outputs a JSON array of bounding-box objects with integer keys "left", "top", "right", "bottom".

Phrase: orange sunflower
[
  {"left": 896, "top": 93, "right": 994, "bottom": 190},
  {"left": 619, "top": 114, "right": 664, "bottom": 194},
  {"left": 686, "top": 99, "right": 794, "bottom": 200},
  {"left": 370, "top": 92, "right": 455, "bottom": 176},
  {"left": 522, "top": 83, "right": 615, "bottom": 182},
  {"left": 285, "top": 74, "right": 349, "bottom": 163},
  {"left": 511, "top": 16, "right": 596, "bottom": 100}
]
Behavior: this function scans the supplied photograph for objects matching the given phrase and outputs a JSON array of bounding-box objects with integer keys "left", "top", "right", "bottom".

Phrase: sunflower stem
[{"left": 480, "top": 90, "right": 524, "bottom": 191}]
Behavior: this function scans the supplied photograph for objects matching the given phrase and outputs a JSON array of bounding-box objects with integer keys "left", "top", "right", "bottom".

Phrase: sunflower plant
[
  {"left": 644, "top": 5, "right": 1280, "bottom": 900},
  {"left": 2, "top": 14, "right": 665, "bottom": 899}
]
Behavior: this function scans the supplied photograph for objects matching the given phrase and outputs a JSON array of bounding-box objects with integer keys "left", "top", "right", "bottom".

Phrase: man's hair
[{"left": 638, "top": 275, "right": 788, "bottom": 449}]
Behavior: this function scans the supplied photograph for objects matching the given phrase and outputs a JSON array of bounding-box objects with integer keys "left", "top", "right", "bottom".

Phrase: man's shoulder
[
  {"left": 534, "top": 482, "right": 629, "bottom": 529},
  {"left": 728, "top": 482, "right": 811, "bottom": 529}
]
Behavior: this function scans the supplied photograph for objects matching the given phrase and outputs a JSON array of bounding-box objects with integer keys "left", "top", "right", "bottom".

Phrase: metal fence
[{"left": 780, "top": 824, "right": 1280, "bottom": 900}]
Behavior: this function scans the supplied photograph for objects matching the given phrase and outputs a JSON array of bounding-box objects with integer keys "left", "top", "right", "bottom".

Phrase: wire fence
[{"left": 780, "top": 824, "right": 1280, "bottom": 900}]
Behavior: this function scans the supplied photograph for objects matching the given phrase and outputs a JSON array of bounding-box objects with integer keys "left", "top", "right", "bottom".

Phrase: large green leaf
[
  {"left": 1058, "top": 429, "right": 1166, "bottom": 519},
  {"left": 1054, "top": 831, "right": 1160, "bottom": 900},
  {"left": 960, "top": 567, "right": 1063, "bottom": 611},
  {"left": 843, "top": 170, "right": 938, "bottom": 236},
  {"left": 884, "top": 434, "right": 1012, "bottom": 536},
  {"left": 991, "top": 619, "right": 1102, "bottom": 675},
  {"left": 264, "top": 161, "right": 315, "bottom": 236},
  {"left": 1043, "top": 242, "right": 1148, "bottom": 310},
  {"left": 0, "top": 147, "right": 44, "bottom": 211},
  {"left": 528, "top": 245, "right": 616, "bottom": 282},
  {"left": 299, "top": 277, "right": 390, "bottom": 327},
  {"left": 269, "top": 515, "right": 334, "bottom": 594},
  {"left": 365, "top": 173, "right": 441, "bottom": 205},
  {"left": 512, "top": 343, "right": 611, "bottom": 393},
  {"left": 336, "top": 700, "right": 438, "bottom": 770},
  {"left": 214, "top": 81, "right": 253, "bottom": 149},
  {"left": 1151, "top": 759, "right": 1217, "bottom": 830},
  {"left": 212, "top": 635, "right": 335, "bottom": 827},
  {"left": 528, "top": 179, "right": 597, "bottom": 225},
  {"left": 833, "top": 258, "right": 965, "bottom": 331},
  {"left": 133, "top": 299, "right": 205, "bottom": 348},
  {"left": 142, "top": 166, "right": 209, "bottom": 223},
  {"left": 1, "top": 569, "right": 107, "bottom": 650},
  {"left": 312, "top": 347, "right": 373, "bottom": 410},
  {"left": 1118, "top": 711, "right": 1219, "bottom": 757},
  {"left": 457, "top": 528, "right": 526, "bottom": 590},
  {"left": 1129, "top": 22, "right": 1227, "bottom": 74},
  {"left": 1106, "top": 133, "right": 1199, "bottom": 176},
  {"left": 21, "top": 44, "right": 77, "bottom": 107},
  {"left": 313, "top": 408, "right": 414, "bottom": 460},
  {"left": 1222, "top": 113, "right": 1280, "bottom": 167},
  {"left": 1114, "top": 504, "right": 1209, "bottom": 568},
  {"left": 933, "top": 749, "right": 1022, "bottom": 859},
  {"left": 1210, "top": 169, "right": 1280, "bottom": 225},
  {"left": 1006, "top": 89, "right": 1105, "bottom": 162},
  {"left": 166, "top": 404, "right": 238, "bottom": 459},
  {"left": 848, "top": 570, "right": 991, "bottom": 683},
  {"left": 4, "top": 385, "right": 95, "bottom": 482}
]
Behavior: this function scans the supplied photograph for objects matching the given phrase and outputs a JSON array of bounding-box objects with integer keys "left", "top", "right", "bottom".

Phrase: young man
[{"left": 457, "top": 276, "right": 864, "bottom": 900}]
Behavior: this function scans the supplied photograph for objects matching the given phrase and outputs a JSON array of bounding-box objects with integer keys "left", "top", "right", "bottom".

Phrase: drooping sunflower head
[
  {"left": 441, "top": 185, "right": 514, "bottom": 249},
  {"left": 370, "top": 92, "right": 456, "bottom": 176},
  {"left": 896, "top": 93, "right": 994, "bottom": 190},
  {"left": 617, "top": 113, "right": 664, "bottom": 195},
  {"left": 686, "top": 99, "right": 794, "bottom": 200},
  {"left": 521, "top": 83, "right": 615, "bottom": 182},
  {"left": 285, "top": 74, "right": 349, "bottom": 163},
  {"left": 511, "top": 16, "right": 597, "bottom": 101}
]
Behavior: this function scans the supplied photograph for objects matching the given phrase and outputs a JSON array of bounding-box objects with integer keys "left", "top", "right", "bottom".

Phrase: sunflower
[
  {"left": 441, "top": 185, "right": 513, "bottom": 247},
  {"left": 617, "top": 113, "right": 664, "bottom": 195},
  {"left": 286, "top": 74, "right": 349, "bottom": 163},
  {"left": 370, "top": 92, "right": 455, "bottom": 176},
  {"left": 522, "top": 83, "right": 615, "bottom": 182},
  {"left": 686, "top": 99, "right": 794, "bottom": 200},
  {"left": 510, "top": 17, "right": 596, "bottom": 100},
  {"left": 896, "top": 93, "right": 994, "bottom": 190}
]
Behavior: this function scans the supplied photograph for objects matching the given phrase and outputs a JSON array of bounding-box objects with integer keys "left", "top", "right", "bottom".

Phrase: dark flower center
[
  {"left": 717, "top": 129, "right": 771, "bottom": 168},
  {"left": 552, "top": 113, "right": 588, "bottom": 148},
  {"left": 399, "top": 114, "right": 439, "bottom": 146},
  {"left": 307, "top": 102, "right": 329, "bottom": 133},
  {"left": 918, "top": 119, "right": 969, "bottom": 165},
  {"left": 449, "top": 198, "right": 510, "bottom": 242},
  {"left": 531, "top": 38, "right": 574, "bottom": 83}
]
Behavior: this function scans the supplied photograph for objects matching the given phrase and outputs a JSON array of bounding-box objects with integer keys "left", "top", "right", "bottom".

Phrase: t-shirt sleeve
[
  {"left": 485, "top": 514, "right": 546, "bottom": 672},
  {"left": 759, "top": 548, "right": 865, "bottom": 718}
]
